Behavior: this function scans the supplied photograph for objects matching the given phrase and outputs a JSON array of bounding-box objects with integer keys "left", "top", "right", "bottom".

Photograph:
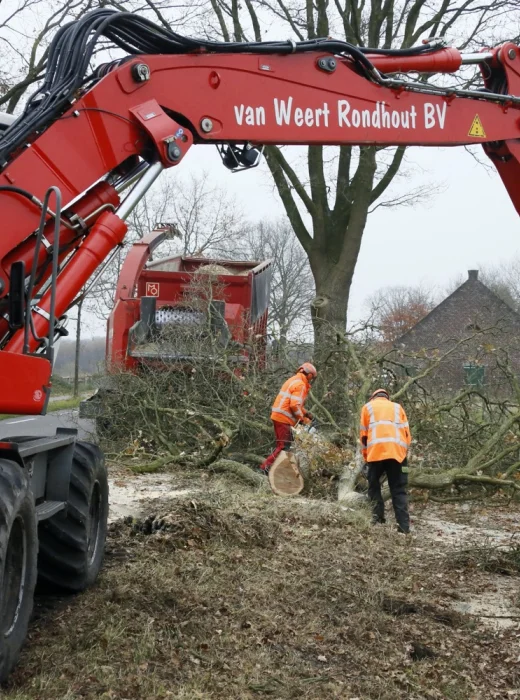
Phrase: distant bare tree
[
  {"left": 54, "top": 336, "right": 105, "bottom": 376},
  {"left": 230, "top": 220, "right": 314, "bottom": 345},
  {"left": 125, "top": 170, "right": 243, "bottom": 255},
  {"left": 0, "top": 0, "right": 100, "bottom": 113},
  {"left": 84, "top": 171, "right": 244, "bottom": 322},
  {"left": 366, "top": 285, "right": 437, "bottom": 344},
  {"left": 479, "top": 261, "right": 520, "bottom": 313},
  {"left": 161, "top": 171, "right": 243, "bottom": 257}
]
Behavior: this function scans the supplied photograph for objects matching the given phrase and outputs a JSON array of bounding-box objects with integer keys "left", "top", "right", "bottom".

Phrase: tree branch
[
  {"left": 369, "top": 147, "right": 406, "bottom": 205},
  {"left": 266, "top": 146, "right": 316, "bottom": 217},
  {"left": 244, "top": 0, "right": 262, "bottom": 40},
  {"left": 308, "top": 146, "right": 329, "bottom": 222},
  {"left": 210, "top": 0, "right": 231, "bottom": 41}
]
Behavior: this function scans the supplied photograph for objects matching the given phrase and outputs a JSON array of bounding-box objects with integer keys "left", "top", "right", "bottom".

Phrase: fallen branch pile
[{"left": 96, "top": 332, "right": 520, "bottom": 502}]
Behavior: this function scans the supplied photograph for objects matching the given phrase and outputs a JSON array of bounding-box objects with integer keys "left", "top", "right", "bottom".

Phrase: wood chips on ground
[{"left": 3, "top": 476, "right": 520, "bottom": 700}]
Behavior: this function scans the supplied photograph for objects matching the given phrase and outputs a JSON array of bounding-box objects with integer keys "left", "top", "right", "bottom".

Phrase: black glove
[{"left": 306, "top": 411, "right": 313, "bottom": 421}]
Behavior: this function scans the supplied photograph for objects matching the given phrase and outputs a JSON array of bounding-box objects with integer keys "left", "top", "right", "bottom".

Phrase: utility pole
[{"left": 73, "top": 294, "right": 85, "bottom": 398}]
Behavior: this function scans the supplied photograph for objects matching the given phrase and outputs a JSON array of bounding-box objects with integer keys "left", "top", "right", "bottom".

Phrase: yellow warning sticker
[{"left": 468, "top": 115, "right": 486, "bottom": 138}]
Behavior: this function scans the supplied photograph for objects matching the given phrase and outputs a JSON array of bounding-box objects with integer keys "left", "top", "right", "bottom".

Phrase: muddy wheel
[
  {"left": 38, "top": 441, "right": 108, "bottom": 592},
  {"left": 0, "top": 460, "right": 38, "bottom": 683}
]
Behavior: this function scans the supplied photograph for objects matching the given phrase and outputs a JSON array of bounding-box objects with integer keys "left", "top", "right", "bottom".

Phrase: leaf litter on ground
[{"left": 3, "top": 475, "right": 520, "bottom": 699}]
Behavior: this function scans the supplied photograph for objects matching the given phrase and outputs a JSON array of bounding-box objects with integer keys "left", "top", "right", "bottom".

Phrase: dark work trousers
[
  {"left": 367, "top": 459, "right": 409, "bottom": 533},
  {"left": 260, "top": 421, "right": 294, "bottom": 472}
]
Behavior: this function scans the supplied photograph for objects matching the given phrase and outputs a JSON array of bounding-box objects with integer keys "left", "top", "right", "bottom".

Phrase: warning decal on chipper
[{"left": 469, "top": 115, "right": 486, "bottom": 138}]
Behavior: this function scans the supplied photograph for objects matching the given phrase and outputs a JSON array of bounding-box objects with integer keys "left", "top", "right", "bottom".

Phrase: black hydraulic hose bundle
[{"left": 0, "top": 8, "right": 444, "bottom": 167}]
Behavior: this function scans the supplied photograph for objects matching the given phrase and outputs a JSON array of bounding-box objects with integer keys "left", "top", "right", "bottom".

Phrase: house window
[{"left": 463, "top": 363, "right": 485, "bottom": 387}]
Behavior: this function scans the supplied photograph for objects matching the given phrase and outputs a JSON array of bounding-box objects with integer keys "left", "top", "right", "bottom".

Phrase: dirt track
[{"left": 108, "top": 472, "right": 199, "bottom": 523}]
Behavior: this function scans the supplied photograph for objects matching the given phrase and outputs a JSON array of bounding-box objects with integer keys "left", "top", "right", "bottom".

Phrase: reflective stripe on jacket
[
  {"left": 359, "top": 397, "right": 411, "bottom": 463},
  {"left": 271, "top": 372, "right": 310, "bottom": 426}
]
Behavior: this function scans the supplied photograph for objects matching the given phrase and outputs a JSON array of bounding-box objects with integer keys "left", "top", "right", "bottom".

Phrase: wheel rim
[
  {"left": 1, "top": 516, "right": 27, "bottom": 638},
  {"left": 87, "top": 481, "right": 102, "bottom": 566}
]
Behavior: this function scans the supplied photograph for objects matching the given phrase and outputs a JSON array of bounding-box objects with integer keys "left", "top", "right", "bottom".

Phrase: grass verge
[
  {"left": 47, "top": 396, "right": 81, "bottom": 412},
  {"left": 0, "top": 396, "right": 81, "bottom": 421}
]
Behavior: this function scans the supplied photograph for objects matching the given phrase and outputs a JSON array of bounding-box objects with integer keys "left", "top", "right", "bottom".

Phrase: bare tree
[
  {"left": 229, "top": 220, "right": 315, "bottom": 345},
  {"left": 84, "top": 171, "right": 244, "bottom": 323},
  {"left": 0, "top": 0, "right": 206, "bottom": 113},
  {"left": 0, "top": 0, "right": 101, "bottom": 113},
  {"left": 479, "top": 260, "right": 520, "bottom": 313},
  {"left": 126, "top": 170, "right": 243, "bottom": 255},
  {"left": 366, "top": 284, "right": 437, "bottom": 344},
  {"left": 163, "top": 171, "right": 243, "bottom": 257}
]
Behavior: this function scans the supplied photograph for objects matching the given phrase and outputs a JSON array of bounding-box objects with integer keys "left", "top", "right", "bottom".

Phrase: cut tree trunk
[{"left": 268, "top": 451, "right": 304, "bottom": 496}]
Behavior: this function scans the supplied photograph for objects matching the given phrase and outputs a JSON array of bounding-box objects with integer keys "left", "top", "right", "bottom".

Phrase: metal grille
[{"left": 155, "top": 308, "right": 204, "bottom": 327}]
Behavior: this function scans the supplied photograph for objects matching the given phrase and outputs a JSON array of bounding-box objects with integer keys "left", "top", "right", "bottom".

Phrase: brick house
[{"left": 393, "top": 270, "right": 520, "bottom": 393}]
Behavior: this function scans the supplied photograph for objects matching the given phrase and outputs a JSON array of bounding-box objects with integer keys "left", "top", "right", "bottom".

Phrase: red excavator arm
[{"left": 1, "top": 9, "right": 520, "bottom": 414}]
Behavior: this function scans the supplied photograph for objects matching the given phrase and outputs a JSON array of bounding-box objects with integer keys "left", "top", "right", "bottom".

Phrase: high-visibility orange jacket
[
  {"left": 271, "top": 372, "right": 311, "bottom": 426},
  {"left": 359, "top": 397, "right": 411, "bottom": 463}
]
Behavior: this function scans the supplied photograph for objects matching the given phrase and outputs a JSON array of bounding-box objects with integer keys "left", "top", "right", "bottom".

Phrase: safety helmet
[
  {"left": 298, "top": 362, "right": 317, "bottom": 379},
  {"left": 369, "top": 388, "right": 389, "bottom": 401}
]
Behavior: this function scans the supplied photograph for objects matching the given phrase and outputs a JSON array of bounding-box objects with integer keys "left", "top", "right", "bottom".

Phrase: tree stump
[{"left": 268, "top": 450, "right": 304, "bottom": 496}]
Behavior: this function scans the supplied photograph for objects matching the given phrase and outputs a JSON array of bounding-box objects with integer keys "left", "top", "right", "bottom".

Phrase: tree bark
[
  {"left": 310, "top": 260, "right": 352, "bottom": 350},
  {"left": 308, "top": 147, "right": 377, "bottom": 354}
]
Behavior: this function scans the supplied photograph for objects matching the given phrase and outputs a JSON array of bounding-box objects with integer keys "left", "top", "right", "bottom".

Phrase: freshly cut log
[{"left": 268, "top": 451, "right": 304, "bottom": 496}]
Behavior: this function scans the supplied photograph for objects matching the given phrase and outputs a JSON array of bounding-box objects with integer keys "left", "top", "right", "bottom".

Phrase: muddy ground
[{"left": 3, "top": 467, "right": 520, "bottom": 699}]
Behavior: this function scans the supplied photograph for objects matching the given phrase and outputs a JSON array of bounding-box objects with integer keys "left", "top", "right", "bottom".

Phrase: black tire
[
  {"left": 38, "top": 441, "right": 108, "bottom": 592},
  {"left": 0, "top": 459, "right": 38, "bottom": 684}
]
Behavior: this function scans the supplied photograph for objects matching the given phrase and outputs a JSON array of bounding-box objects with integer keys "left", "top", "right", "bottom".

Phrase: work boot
[{"left": 397, "top": 524, "right": 410, "bottom": 534}]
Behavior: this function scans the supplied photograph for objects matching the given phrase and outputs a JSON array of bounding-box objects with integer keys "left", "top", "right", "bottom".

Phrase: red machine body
[
  {"left": 2, "top": 10, "right": 520, "bottom": 413},
  {"left": 107, "top": 228, "right": 271, "bottom": 369}
]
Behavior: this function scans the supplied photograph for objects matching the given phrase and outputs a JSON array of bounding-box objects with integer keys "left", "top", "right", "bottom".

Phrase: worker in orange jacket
[
  {"left": 260, "top": 363, "right": 317, "bottom": 474},
  {"left": 360, "top": 389, "right": 411, "bottom": 533}
]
